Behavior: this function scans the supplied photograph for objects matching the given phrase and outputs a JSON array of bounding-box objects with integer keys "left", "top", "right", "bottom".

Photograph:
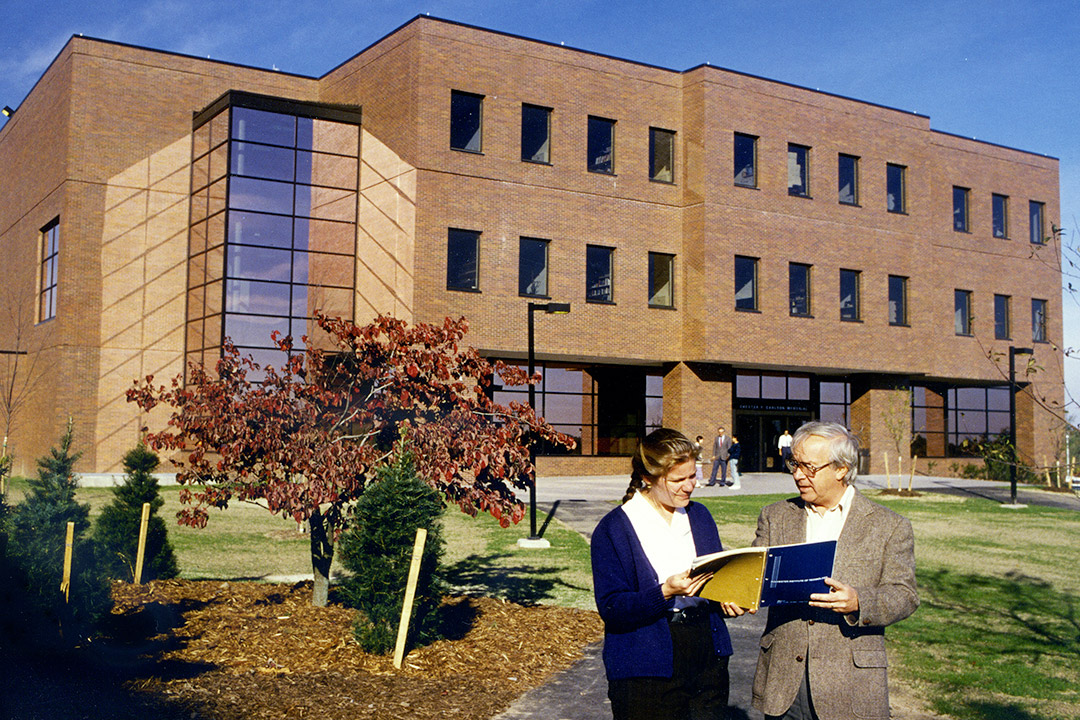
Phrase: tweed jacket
[
  {"left": 712, "top": 434, "right": 732, "bottom": 461},
  {"left": 751, "top": 489, "right": 918, "bottom": 720},
  {"left": 592, "top": 501, "right": 733, "bottom": 681}
]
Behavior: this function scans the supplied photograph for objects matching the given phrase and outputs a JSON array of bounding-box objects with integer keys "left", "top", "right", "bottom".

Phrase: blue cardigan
[{"left": 591, "top": 500, "right": 733, "bottom": 680}]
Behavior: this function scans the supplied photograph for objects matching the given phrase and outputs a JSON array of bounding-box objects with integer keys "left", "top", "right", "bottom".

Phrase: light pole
[
  {"left": 1007, "top": 346, "right": 1033, "bottom": 506},
  {"left": 524, "top": 301, "right": 570, "bottom": 544}
]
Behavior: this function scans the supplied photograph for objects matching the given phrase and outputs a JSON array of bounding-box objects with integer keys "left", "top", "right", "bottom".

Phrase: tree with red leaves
[{"left": 127, "top": 312, "right": 573, "bottom": 606}]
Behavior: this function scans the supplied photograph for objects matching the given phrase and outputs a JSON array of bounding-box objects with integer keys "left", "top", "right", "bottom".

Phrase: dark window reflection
[{"left": 232, "top": 107, "right": 295, "bottom": 146}]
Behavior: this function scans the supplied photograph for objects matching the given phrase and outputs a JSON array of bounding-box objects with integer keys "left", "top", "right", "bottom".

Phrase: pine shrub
[
  {"left": 94, "top": 442, "right": 179, "bottom": 582},
  {"left": 5, "top": 421, "right": 111, "bottom": 644},
  {"left": 339, "top": 451, "right": 446, "bottom": 654}
]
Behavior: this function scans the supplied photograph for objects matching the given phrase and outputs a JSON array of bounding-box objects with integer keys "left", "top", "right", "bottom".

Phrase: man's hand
[{"left": 809, "top": 576, "right": 859, "bottom": 614}]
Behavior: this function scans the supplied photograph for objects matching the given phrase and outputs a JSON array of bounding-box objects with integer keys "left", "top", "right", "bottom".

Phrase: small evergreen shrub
[
  {"left": 94, "top": 442, "right": 179, "bottom": 582},
  {"left": 6, "top": 421, "right": 111, "bottom": 644},
  {"left": 339, "top": 451, "right": 446, "bottom": 654}
]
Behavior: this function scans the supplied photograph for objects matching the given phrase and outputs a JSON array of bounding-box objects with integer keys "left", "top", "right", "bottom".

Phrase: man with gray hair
[{"left": 751, "top": 421, "right": 919, "bottom": 720}]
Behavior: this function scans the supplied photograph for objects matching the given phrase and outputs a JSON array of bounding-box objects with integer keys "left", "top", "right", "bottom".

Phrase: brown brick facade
[{"left": 0, "top": 17, "right": 1064, "bottom": 478}]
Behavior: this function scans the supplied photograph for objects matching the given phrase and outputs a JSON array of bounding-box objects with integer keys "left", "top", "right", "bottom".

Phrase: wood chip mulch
[{"left": 31, "top": 579, "right": 603, "bottom": 719}]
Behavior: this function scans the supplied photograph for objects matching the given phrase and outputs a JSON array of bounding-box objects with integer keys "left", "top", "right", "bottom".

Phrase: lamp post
[
  {"left": 524, "top": 301, "right": 570, "bottom": 544},
  {"left": 1007, "top": 346, "right": 1033, "bottom": 506}
]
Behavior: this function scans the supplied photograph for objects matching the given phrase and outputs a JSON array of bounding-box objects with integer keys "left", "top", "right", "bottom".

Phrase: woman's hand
[{"left": 661, "top": 570, "right": 711, "bottom": 599}]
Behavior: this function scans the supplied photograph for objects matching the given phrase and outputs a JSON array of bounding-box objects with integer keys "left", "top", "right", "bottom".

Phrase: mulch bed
[{"left": 2, "top": 579, "right": 604, "bottom": 720}]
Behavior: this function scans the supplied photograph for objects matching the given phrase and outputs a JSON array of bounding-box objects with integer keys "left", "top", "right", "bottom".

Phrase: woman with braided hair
[{"left": 592, "top": 428, "right": 744, "bottom": 720}]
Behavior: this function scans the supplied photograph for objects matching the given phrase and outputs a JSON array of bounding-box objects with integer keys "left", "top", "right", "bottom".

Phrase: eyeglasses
[{"left": 784, "top": 458, "right": 834, "bottom": 477}]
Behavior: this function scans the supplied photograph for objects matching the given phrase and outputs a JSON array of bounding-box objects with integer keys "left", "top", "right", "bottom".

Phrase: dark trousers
[
  {"left": 608, "top": 617, "right": 730, "bottom": 720},
  {"left": 709, "top": 458, "right": 727, "bottom": 484}
]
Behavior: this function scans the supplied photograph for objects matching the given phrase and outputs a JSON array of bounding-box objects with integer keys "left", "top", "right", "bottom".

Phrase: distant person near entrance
[
  {"left": 777, "top": 429, "right": 793, "bottom": 472},
  {"left": 707, "top": 426, "right": 732, "bottom": 486},
  {"left": 727, "top": 437, "right": 742, "bottom": 489}
]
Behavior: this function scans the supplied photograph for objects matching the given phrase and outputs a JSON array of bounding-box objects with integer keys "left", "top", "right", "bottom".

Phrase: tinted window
[
  {"left": 447, "top": 228, "right": 480, "bottom": 291},
  {"left": 735, "top": 256, "right": 757, "bottom": 311},
  {"left": 450, "top": 91, "right": 483, "bottom": 152},
  {"left": 521, "top": 104, "right": 551, "bottom": 163},
  {"left": 587, "top": 116, "right": 615, "bottom": 173},
  {"left": 734, "top": 133, "right": 757, "bottom": 187}
]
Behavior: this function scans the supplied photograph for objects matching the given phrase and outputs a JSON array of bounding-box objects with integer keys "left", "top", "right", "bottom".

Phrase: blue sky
[{"left": 2, "top": 0, "right": 1078, "bottom": 417}]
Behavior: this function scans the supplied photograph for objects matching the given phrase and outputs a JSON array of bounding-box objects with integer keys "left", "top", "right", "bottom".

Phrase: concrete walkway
[{"left": 494, "top": 473, "right": 1080, "bottom": 720}]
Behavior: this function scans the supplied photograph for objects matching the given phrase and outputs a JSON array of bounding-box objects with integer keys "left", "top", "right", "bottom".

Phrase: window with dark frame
[
  {"left": 518, "top": 237, "right": 549, "bottom": 297},
  {"left": 1031, "top": 298, "right": 1047, "bottom": 342},
  {"left": 888, "top": 275, "right": 908, "bottom": 326},
  {"left": 1030, "top": 201, "right": 1045, "bottom": 244},
  {"left": 838, "top": 154, "right": 858, "bottom": 205},
  {"left": 450, "top": 90, "right": 483, "bottom": 153},
  {"left": 649, "top": 127, "right": 675, "bottom": 183},
  {"left": 648, "top": 252, "right": 674, "bottom": 308},
  {"left": 39, "top": 218, "right": 59, "bottom": 322},
  {"left": 521, "top": 103, "right": 551, "bottom": 164},
  {"left": 953, "top": 186, "right": 969, "bottom": 232},
  {"left": 734, "top": 255, "right": 758, "bottom": 311},
  {"left": 887, "top": 163, "right": 906, "bottom": 213},
  {"left": 186, "top": 97, "right": 362, "bottom": 378},
  {"left": 447, "top": 228, "right": 480, "bottom": 291},
  {"left": 788, "top": 143, "right": 810, "bottom": 197},
  {"left": 734, "top": 133, "right": 757, "bottom": 187},
  {"left": 840, "top": 269, "right": 860, "bottom": 321},
  {"left": 954, "top": 289, "right": 973, "bottom": 336},
  {"left": 994, "top": 294, "right": 1010, "bottom": 340},
  {"left": 587, "top": 116, "right": 615, "bottom": 174},
  {"left": 992, "top": 194, "right": 1008, "bottom": 238},
  {"left": 789, "top": 263, "right": 812, "bottom": 316},
  {"left": 586, "top": 245, "right": 614, "bottom": 303}
]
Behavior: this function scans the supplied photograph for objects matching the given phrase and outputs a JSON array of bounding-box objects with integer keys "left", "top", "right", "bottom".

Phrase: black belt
[{"left": 668, "top": 605, "right": 710, "bottom": 624}]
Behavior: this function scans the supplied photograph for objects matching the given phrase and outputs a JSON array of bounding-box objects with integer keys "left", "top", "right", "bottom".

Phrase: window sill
[
  {"left": 789, "top": 192, "right": 813, "bottom": 199},
  {"left": 790, "top": 313, "right": 814, "bottom": 319},
  {"left": 520, "top": 293, "right": 552, "bottom": 300},
  {"left": 839, "top": 201, "right": 860, "bottom": 208},
  {"left": 840, "top": 317, "right": 863, "bottom": 323},
  {"left": 451, "top": 147, "right": 484, "bottom": 155},
  {"left": 522, "top": 158, "right": 552, "bottom": 166},
  {"left": 735, "top": 307, "right": 761, "bottom": 314},
  {"left": 887, "top": 209, "right": 908, "bottom": 216},
  {"left": 649, "top": 177, "right": 676, "bottom": 186},
  {"left": 734, "top": 182, "right": 759, "bottom": 190},
  {"left": 588, "top": 169, "right": 617, "bottom": 176},
  {"left": 648, "top": 303, "right": 677, "bottom": 311},
  {"left": 889, "top": 322, "right": 911, "bottom": 328},
  {"left": 587, "top": 299, "right": 617, "bottom": 306},
  {"left": 448, "top": 286, "right": 482, "bottom": 294}
]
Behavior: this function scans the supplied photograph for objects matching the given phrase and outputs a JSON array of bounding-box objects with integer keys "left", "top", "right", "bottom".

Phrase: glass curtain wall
[{"left": 187, "top": 93, "right": 361, "bottom": 375}]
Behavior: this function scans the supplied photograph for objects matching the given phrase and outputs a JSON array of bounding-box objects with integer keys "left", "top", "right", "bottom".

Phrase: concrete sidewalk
[{"left": 495, "top": 473, "right": 1079, "bottom": 720}]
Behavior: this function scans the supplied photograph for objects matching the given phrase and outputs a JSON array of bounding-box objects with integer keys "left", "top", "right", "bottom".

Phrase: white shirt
[
  {"left": 805, "top": 484, "right": 855, "bottom": 543},
  {"left": 620, "top": 490, "right": 697, "bottom": 583}
]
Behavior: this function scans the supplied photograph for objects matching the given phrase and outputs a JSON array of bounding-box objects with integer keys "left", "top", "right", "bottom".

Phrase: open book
[{"left": 688, "top": 540, "right": 837, "bottom": 611}]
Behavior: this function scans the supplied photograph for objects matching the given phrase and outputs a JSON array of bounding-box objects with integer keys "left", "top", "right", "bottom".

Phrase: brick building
[{"left": 0, "top": 16, "right": 1063, "bottom": 477}]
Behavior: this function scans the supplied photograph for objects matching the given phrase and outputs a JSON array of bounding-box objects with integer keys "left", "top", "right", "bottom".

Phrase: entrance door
[{"left": 735, "top": 412, "right": 812, "bottom": 472}]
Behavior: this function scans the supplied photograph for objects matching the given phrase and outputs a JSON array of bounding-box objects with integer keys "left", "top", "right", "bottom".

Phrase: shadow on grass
[
  {"left": 919, "top": 567, "right": 1080, "bottom": 662},
  {"left": 444, "top": 551, "right": 590, "bottom": 607},
  {"left": 905, "top": 567, "right": 1080, "bottom": 719},
  {"left": 0, "top": 594, "right": 220, "bottom": 720}
]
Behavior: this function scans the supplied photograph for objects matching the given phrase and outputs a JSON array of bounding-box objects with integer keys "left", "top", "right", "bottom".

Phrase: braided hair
[{"left": 621, "top": 428, "right": 700, "bottom": 504}]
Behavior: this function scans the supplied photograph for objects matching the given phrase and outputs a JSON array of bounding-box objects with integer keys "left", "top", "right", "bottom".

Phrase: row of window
[
  {"left": 734, "top": 255, "right": 1048, "bottom": 341},
  {"left": 451, "top": 90, "right": 677, "bottom": 182},
  {"left": 952, "top": 186, "right": 1046, "bottom": 244},
  {"left": 447, "top": 228, "right": 677, "bottom": 308},
  {"left": 452, "top": 91, "right": 1050, "bottom": 243}
]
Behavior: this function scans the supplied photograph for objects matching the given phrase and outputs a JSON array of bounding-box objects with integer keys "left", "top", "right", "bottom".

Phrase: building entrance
[{"left": 735, "top": 412, "right": 812, "bottom": 472}]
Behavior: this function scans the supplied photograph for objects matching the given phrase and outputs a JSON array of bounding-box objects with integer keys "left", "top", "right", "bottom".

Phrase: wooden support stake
[
  {"left": 61, "top": 521, "right": 74, "bottom": 603},
  {"left": 908, "top": 455, "right": 918, "bottom": 491},
  {"left": 883, "top": 452, "right": 891, "bottom": 489},
  {"left": 393, "top": 528, "right": 428, "bottom": 670},
  {"left": 134, "top": 502, "right": 151, "bottom": 584}
]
